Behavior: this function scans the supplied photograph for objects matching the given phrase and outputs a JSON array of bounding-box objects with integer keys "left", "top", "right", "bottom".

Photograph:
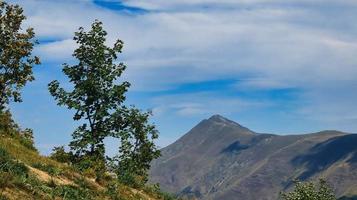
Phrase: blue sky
[{"left": 7, "top": 0, "right": 357, "bottom": 155}]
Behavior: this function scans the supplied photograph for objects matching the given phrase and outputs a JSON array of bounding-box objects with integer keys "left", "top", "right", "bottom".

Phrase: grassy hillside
[{"left": 0, "top": 112, "right": 174, "bottom": 200}]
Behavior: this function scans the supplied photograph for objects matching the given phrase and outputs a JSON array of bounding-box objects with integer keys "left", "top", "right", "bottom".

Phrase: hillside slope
[
  {"left": 0, "top": 129, "right": 169, "bottom": 200},
  {"left": 150, "top": 115, "right": 357, "bottom": 200}
]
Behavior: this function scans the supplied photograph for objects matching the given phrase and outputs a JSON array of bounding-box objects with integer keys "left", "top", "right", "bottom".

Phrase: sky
[{"left": 6, "top": 0, "right": 357, "bottom": 155}]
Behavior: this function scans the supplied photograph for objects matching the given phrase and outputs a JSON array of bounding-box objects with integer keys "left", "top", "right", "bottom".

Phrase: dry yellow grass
[{"left": 0, "top": 131, "right": 167, "bottom": 200}]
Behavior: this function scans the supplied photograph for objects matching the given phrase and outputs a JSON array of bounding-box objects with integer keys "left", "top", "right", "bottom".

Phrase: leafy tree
[
  {"left": 280, "top": 179, "right": 336, "bottom": 200},
  {"left": 0, "top": 1, "right": 40, "bottom": 110},
  {"left": 48, "top": 20, "right": 160, "bottom": 182},
  {"left": 108, "top": 108, "right": 160, "bottom": 186}
]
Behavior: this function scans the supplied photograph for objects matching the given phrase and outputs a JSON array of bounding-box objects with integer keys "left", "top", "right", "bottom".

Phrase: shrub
[
  {"left": 18, "top": 128, "right": 37, "bottom": 152},
  {"left": 0, "top": 110, "right": 18, "bottom": 135},
  {"left": 280, "top": 179, "right": 336, "bottom": 200},
  {"left": 50, "top": 146, "right": 72, "bottom": 164}
]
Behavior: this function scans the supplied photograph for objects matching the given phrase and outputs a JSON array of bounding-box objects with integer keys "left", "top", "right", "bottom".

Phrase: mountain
[{"left": 149, "top": 115, "right": 357, "bottom": 200}]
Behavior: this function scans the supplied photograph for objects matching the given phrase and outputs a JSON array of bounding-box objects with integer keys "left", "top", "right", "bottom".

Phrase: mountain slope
[
  {"left": 150, "top": 115, "right": 357, "bottom": 200},
  {"left": 0, "top": 129, "right": 168, "bottom": 200}
]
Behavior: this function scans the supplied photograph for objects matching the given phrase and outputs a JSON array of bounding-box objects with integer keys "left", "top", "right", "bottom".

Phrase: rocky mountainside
[{"left": 150, "top": 115, "right": 357, "bottom": 200}]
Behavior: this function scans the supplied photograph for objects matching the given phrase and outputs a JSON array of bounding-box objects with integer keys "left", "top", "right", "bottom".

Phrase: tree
[
  {"left": 48, "top": 20, "right": 160, "bottom": 181},
  {"left": 108, "top": 108, "right": 160, "bottom": 186},
  {"left": 280, "top": 179, "right": 336, "bottom": 200},
  {"left": 0, "top": 1, "right": 40, "bottom": 110}
]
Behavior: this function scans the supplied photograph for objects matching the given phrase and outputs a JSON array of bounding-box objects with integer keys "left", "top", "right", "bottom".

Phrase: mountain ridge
[{"left": 150, "top": 114, "right": 357, "bottom": 200}]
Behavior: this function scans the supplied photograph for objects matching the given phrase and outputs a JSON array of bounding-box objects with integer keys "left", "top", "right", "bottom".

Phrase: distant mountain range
[{"left": 150, "top": 115, "right": 357, "bottom": 200}]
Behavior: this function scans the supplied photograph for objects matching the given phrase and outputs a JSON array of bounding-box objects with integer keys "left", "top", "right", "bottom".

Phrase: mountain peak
[
  {"left": 208, "top": 114, "right": 239, "bottom": 125},
  {"left": 206, "top": 114, "right": 254, "bottom": 134}
]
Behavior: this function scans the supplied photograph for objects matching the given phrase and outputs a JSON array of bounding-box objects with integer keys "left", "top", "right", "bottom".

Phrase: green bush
[
  {"left": 280, "top": 179, "right": 336, "bottom": 200},
  {"left": 18, "top": 128, "right": 37, "bottom": 152},
  {"left": 0, "top": 110, "right": 18, "bottom": 135},
  {"left": 0, "top": 147, "right": 28, "bottom": 177},
  {"left": 50, "top": 146, "right": 72, "bottom": 163}
]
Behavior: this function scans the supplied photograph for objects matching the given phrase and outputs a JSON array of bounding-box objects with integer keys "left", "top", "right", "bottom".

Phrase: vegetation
[
  {"left": 0, "top": 110, "right": 172, "bottom": 200},
  {"left": 48, "top": 20, "right": 160, "bottom": 184},
  {"left": 0, "top": 1, "right": 40, "bottom": 110},
  {"left": 280, "top": 179, "right": 336, "bottom": 200},
  {"left": 0, "top": 1, "right": 167, "bottom": 199},
  {"left": 0, "top": 1, "right": 343, "bottom": 200}
]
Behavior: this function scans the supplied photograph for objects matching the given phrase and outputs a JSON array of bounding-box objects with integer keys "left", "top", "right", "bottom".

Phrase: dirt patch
[{"left": 28, "top": 166, "right": 74, "bottom": 186}]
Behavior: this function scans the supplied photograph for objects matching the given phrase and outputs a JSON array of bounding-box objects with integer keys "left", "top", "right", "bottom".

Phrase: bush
[
  {"left": 280, "top": 179, "right": 336, "bottom": 200},
  {"left": 0, "top": 110, "right": 18, "bottom": 135},
  {"left": 50, "top": 146, "right": 72, "bottom": 164},
  {"left": 18, "top": 128, "right": 37, "bottom": 152}
]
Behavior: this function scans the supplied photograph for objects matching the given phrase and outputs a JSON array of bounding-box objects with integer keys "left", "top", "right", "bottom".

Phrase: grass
[
  {"left": 0, "top": 110, "right": 175, "bottom": 200},
  {"left": 0, "top": 130, "right": 174, "bottom": 200}
]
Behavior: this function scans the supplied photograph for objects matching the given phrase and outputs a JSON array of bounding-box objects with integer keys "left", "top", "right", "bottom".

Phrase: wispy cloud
[{"left": 7, "top": 0, "right": 357, "bottom": 152}]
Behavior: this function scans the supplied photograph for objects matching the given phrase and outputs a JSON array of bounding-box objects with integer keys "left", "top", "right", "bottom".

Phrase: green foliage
[
  {"left": 280, "top": 179, "right": 336, "bottom": 200},
  {"left": 0, "top": 118, "right": 166, "bottom": 200},
  {"left": 105, "top": 182, "right": 124, "bottom": 200},
  {"left": 0, "top": 110, "right": 18, "bottom": 134},
  {"left": 18, "top": 128, "right": 37, "bottom": 151},
  {"left": 109, "top": 108, "right": 160, "bottom": 186},
  {"left": 48, "top": 20, "right": 129, "bottom": 176},
  {"left": 52, "top": 185, "right": 94, "bottom": 200},
  {"left": 0, "top": 1, "right": 40, "bottom": 110},
  {"left": 0, "top": 147, "right": 28, "bottom": 178},
  {"left": 48, "top": 20, "right": 160, "bottom": 183},
  {"left": 50, "top": 146, "right": 72, "bottom": 163}
]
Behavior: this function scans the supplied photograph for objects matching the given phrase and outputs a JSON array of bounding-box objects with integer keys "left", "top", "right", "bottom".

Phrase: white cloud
[
  {"left": 8, "top": 0, "right": 357, "bottom": 133},
  {"left": 235, "top": 78, "right": 291, "bottom": 90},
  {"left": 11, "top": 0, "right": 357, "bottom": 88},
  {"left": 36, "top": 39, "right": 77, "bottom": 62},
  {"left": 150, "top": 92, "right": 270, "bottom": 117},
  {"left": 121, "top": 0, "right": 357, "bottom": 11}
]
